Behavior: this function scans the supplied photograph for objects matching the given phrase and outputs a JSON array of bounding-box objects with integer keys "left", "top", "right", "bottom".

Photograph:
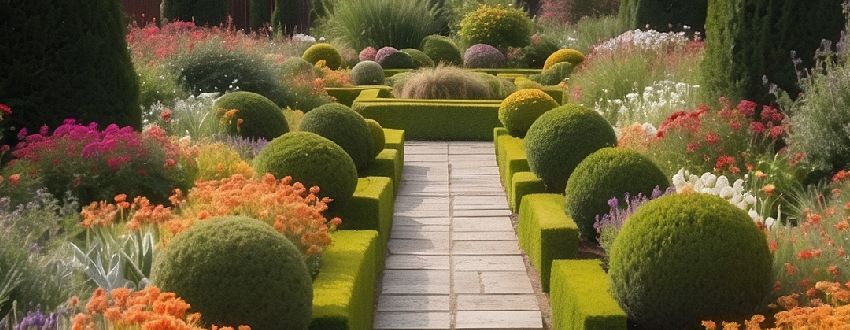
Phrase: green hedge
[
  {"left": 385, "top": 68, "right": 543, "bottom": 77},
  {"left": 511, "top": 172, "right": 546, "bottom": 213},
  {"left": 353, "top": 95, "right": 502, "bottom": 141},
  {"left": 334, "top": 177, "right": 394, "bottom": 264},
  {"left": 517, "top": 193, "right": 579, "bottom": 292},
  {"left": 550, "top": 259, "right": 627, "bottom": 330},
  {"left": 495, "top": 134, "right": 531, "bottom": 195},
  {"left": 359, "top": 149, "right": 403, "bottom": 195},
  {"left": 326, "top": 86, "right": 393, "bottom": 107},
  {"left": 310, "top": 230, "right": 380, "bottom": 330},
  {"left": 383, "top": 129, "right": 405, "bottom": 157}
]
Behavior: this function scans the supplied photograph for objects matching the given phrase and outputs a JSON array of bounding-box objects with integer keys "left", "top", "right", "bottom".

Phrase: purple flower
[
  {"left": 374, "top": 47, "right": 398, "bottom": 64},
  {"left": 14, "top": 308, "right": 60, "bottom": 330},
  {"left": 463, "top": 44, "right": 506, "bottom": 68}
]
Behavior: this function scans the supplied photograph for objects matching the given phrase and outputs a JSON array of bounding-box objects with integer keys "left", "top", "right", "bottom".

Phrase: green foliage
[
  {"left": 213, "top": 91, "right": 289, "bottom": 140},
  {"left": 249, "top": 0, "right": 273, "bottom": 30},
  {"left": 280, "top": 57, "right": 316, "bottom": 78},
  {"left": 525, "top": 104, "right": 616, "bottom": 192},
  {"left": 701, "top": 0, "right": 845, "bottom": 104},
  {"left": 533, "top": 62, "right": 573, "bottom": 85},
  {"left": 402, "top": 49, "right": 436, "bottom": 68},
  {"left": 523, "top": 36, "right": 561, "bottom": 69},
  {"left": 137, "top": 63, "right": 185, "bottom": 109},
  {"left": 514, "top": 77, "right": 544, "bottom": 89},
  {"left": 618, "top": 0, "right": 707, "bottom": 33},
  {"left": 550, "top": 260, "right": 627, "bottom": 330},
  {"left": 517, "top": 193, "right": 579, "bottom": 292},
  {"left": 299, "top": 103, "right": 373, "bottom": 170},
  {"left": 379, "top": 51, "right": 417, "bottom": 69},
  {"left": 351, "top": 61, "right": 386, "bottom": 85},
  {"left": 153, "top": 216, "right": 312, "bottom": 330},
  {"left": 253, "top": 131, "right": 358, "bottom": 206},
  {"left": 564, "top": 148, "right": 669, "bottom": 241},
  {"left": 365, "top": 119, "right": 386, "bottom": 159},
  {"left": 473, "top": 72, "right": 516, "bottom": 99},
  {"left": 303, "top": 43, "right": 343, "bottom": 70},
  {"left": 458, "top": 4, "right": 533, "bottom": 49},
  {"left": 353, "top": 99, "right": 502, "bottom": 140},
  {"left": 172, "top": 44, "right": 289, "bottom": 106},
  {"left": 161, "top": 0, "right": 228, "bottom": 26},
  {"left": 544, "top": 49, "right": 585, "bottom": 69},
  {"left": 499, "top": 89, "right": 559, "bottom": 137},
  {"left": 318, "top": 0, "right": 439, "bottom": 50},
  {"left": 609, "top": 193, "right": 772, "bottom": 329},
  {"left": 0, "top": 0, "right": 140, "bottom": 141},
  {"left": 420, "top": 35, "right": 464, "bottom": 65},
  {"left": 272, "top": 0, "right": 312, "bottom": 34},
  {"left": 441, "top": 0, "right": 514, "bottom": 34},
  {"left": 538, "top": 15, "right": 627, "bottom": 54},
  {"left": 396, "top": 66, "right": 494, "bottom": 100}
]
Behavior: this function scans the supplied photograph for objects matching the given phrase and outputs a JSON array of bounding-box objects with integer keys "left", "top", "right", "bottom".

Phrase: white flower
[
  {"left": 748, "top": 209, "right": 760, "bottom": 221},
  {"left": 292, "top": 34, "right": 317, "bottom": 43},
  {"left": 700, "top": 172, "right": 717, "bottom": 188}
]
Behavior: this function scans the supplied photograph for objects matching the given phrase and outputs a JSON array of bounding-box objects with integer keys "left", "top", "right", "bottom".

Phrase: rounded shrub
[
  {"left": 359, "top": 46, "right": 378, "bottom": 61},
  {"left": 609, "top": 193, "right": 773, "bottom": 329},
  {"left": 396, "top": 66, "right": 493, "bottom": 100},
  {"left": 213, "top": 91, "right": 289, "bottom": 140},
  {"left": 534, "top": 62, "right": 574, "bottom": 85},
  {"left": 499, "top": 89, "right": 558, "bottom": 137},
  {"left": 254, "top": 132, "right": 358, "bottom": 207},
  {"left": 420, "top": 35, "right": 463, "bottom": 65},
  {"left": 565, "top": 148, "right": 668, "bottom": 241},
  {"left": 365, "top": 119, "right": 386, "bottom": 159},
  {"left": 153, "top": 216, "right": 312, "bottom": 330},
  {"left": 351, "top": 61, "right": 385, "bottom": 85},
  {"left": 514, "top": 77, "right": 544, "bottom": 90},
  {"left": 173, "top": 45, "right": 288, "bottom": 106},
  {"left": 0, "top": 0, "right": 141, "bottom": 142},
  {"left": 463, "top": 44, "right": 506, "bottom": 68},
  {"left": 402, "top": 48, "right": 435, "bottom": 68},
  {"left": 378, "top": 50, "right": 416, "bottom": 69},
  {"left": 523, "top": 35, "right": 561, "bottom": 69},
  {"left": 280, "top": 57, "right": 315, "bottom": 77},
  {"left": 459, "top": 4, "right": 533, "bottom": 50},
  {"left": 543, "top": 49, "right": 585, "bottom": 70},
  {"left": 299, "top": 103, "right": 373, "bottom": 170},
  {"left": 162, "top": 0, "right": 228, "bottom": 26},
  {"left": 302, "top": 43, "right": 342, "bottom": 70},
  {"left": 374, "top": 47, "right": 399, "bottom": 64},
  {"left": 525, "top": 104, "right": 617, "bottom": 192}
]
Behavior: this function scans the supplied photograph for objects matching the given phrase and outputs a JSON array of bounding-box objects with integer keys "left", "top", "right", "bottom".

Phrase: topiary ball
[
  {"left": 543, "top": 48, "right": 585, "bottom": 70},
  {"left": 378, "top": 50, "right": 416, "bottom": 69},
  {"left": 565, "top": 147, "right": 669, "bottom": 241},
  {"left": 525, "top": 104, "right": 616, "bottom": 192},
  {"left": 464, "top": 44, "right": 506, "bottom": 68},
  {"left": 499, "top": 89, "right": 559, "bottom": 137},
  {"left": 280, "top": 57, "right": 315, "bottom": 77},
  {"left": 420, "top": 35, "right": 462, "bottom": 65},
  {"left": 302, "top": 43, "right": 342, "bottom": 70},
  {"left": 214, "top": 91, "right": 289, "bottom": 140},
  {"left": 351, "top": 61, "right": 385, "bottom": 85},
  {"left": 153, "top": 216, "right": 312, "bottom": 330},
  {"left": 374, "top": 47, "right": 399, "bottom": 64},
  {"left": 609, "top": 193, "right": 773, "bottom": 329},
  {"left": 535, "top": 62, "right": 574, "bottom": 85},
  {"left": 299, "top": 103, "right": 373, "bottom": 170},
  {"left": 359, "top": 46, "right": 378, "bottom": 61},
  {"left": 402, "top": 48, "right": 435, "bottom": 68},
  {"left": 253, "top": 131, "right": 358, "bottom": 207},
  {"left": 458, "top": 4, "right": 533, "bottom": 50},
  {"left": 365, "top": 119, "right": 385, "bottom": 159}
]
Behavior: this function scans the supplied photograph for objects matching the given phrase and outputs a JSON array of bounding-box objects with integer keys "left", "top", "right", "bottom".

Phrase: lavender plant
[{"left": 594, "top": 186, "right": 673, "bottom": 255}]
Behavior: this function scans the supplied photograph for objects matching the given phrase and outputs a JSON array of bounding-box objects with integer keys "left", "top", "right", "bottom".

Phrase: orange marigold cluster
[{"left": 80, "top": 194, "right": 175, "bottom": 230}]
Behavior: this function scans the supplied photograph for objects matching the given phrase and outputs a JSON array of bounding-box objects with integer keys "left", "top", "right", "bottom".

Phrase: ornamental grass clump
[
  {"left": 318, "top": 0, "right": 439, "bottom": 50},
  {"left": 565, "top": 148, "right": 669, "bottom": 241},
  {"left": 609, "top": 193, "right": 773, "bottom": 329},
  {"left": 395, "top": 66, "right": 495, "bottom": 100},
  {"left": 153, "top": 216, "right": 313, "bottom": 330},
  {"left": 11, "top": 120, "right": 196, "bottom": 205}
]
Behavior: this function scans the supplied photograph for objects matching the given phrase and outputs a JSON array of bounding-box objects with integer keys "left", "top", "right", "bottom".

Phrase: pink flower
[
  {"left": 0, "top": 103, "right": 11, "bottom": 116},
  {"left": 749, "top": 121, "right": 765, "bottom": 134},
  {"left": 737, "top": 100, "right": 757, "bottom": 117}
]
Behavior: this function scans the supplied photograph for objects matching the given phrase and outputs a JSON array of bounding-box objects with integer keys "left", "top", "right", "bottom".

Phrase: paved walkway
[{"left": 374, "top": 141, "right": 544, "bottom": 330}]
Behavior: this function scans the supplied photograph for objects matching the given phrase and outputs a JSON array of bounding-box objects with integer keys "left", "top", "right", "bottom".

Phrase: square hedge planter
[
  {"left": 334, "top": 177, "right": 395, "bottom": 266},
  {"left": 311, "top": 230, "right": 380, "bottom": 330},
  {"left": 517, "top": 193, "right": 579, "bottom": 292},
  {"left": 550, "top": 259, "right": 627, "bottom": 330}
]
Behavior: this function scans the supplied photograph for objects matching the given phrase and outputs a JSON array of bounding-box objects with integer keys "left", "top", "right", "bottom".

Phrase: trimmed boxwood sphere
[
  {"left": 401, "top": 48, "right": 435, "bottom": 68},
  {"left": 153, "top": 216, "right": 312, "bottom": 330},
  {"left": 379, "top": 51, "right": 416, "bottom": 69},
  {"left": 299, "top": 103, "right": 373, "bottom": 170},
  {"left": 565, "top": 147, "right": 668, "bottom": 241},
  {"left": 302, "top": 43, "right": 342, "bottom": 70},
  {"left": 253, "top": 131, "right": 358, "bottom": 207},
  {"left": 499, "top": 89, "right": 558, "bottom": 137},
  {"left": 365, "top": 119, "right": 385, "bottom": 159},
  {"left": 609, "top": 193, "right": 773, "bottom": 329},
  {"left": 351, "top": 61, "right": 385, "bottom": 85},
  {"left": 525, "top": 104, "right": 616, "bottom": 192},
  {"left": 543, "top": 48, "right": 585, "bottom": 70},
  {"left": 420, "top": 35, "right": 462, "bottom": 65},
  {"left": 214, "top": 91, "right": 289, "bottom": 140}
]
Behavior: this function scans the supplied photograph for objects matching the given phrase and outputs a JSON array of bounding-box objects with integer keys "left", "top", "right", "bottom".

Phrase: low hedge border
[
  {"left": 360, "top": 149, "right": 402, "bottom": 195},
  {"left": 383, "top": 128, "right": 404, "bottom": 160},
  {"left": 326, "top": 86, "right": 393, "bottom": 106},
  {"left": 550, "top": 259, "right": 627, "bottom": 330},
  {"left": 353, "top": 91, "right": 502, "bottom": 140},
  {"left": 510, "top": 171, "right": 546, "bottom": 212},
  {"left": 334, "top": 177, "right": 394, "bottom": 267},
  {"left": 494, "top": 133, "right": 531, "bottom": 197},
  {"left": 311, "top": 230, "right": 380, "bottom": 330},
  {"left": 517, "top": 193, "right": 579, "bottom": 292},
  {"left": 384, "top": 68, "right": 543, "bottom": 77}
]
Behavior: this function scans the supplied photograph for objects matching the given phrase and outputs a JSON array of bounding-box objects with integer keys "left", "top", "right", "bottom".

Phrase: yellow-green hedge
[
  {"left": 517, "top": 193, "right": 579, "bottom": 292},
  {"left": 353, "top": 98, "right": 502, "bottom": 140},
  {"left": 360, "top": 149, "right": 403, "bottom": 195},
  {"left": 334, "top": 177, "right": 394, "bottom": 268},
  {"left": 326, "top": 86, "right": 393, "bottom": 106},
  {"left": 550, "top": 259, "right": 627, "bottom": 330},
  {"left": 311, "top": 230, "right": 380, "bottom": 330},
  {"left": 510, "top": 171, "right": 546, "bottom": 212},
  {"left": 495, "top": 133, "right": 530, "bottom": 195}
]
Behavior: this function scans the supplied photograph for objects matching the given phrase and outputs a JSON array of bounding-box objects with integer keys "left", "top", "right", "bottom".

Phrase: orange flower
[
  {"left": 760, "top": 184, "right": 775, "bottom": 196},
  {"left": 8, "top": 173, "right": 20, "bottom": 186}
]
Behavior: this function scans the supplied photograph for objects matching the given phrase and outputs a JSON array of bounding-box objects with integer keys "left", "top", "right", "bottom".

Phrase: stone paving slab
[
  {"left": 394, "top": 216, "right": 451, "bottom": 226},
  {"left": 392, "top": 225, "right": 451, "bottom": 233},
  {"left": 381, "top": 270, "right": 451, "bottom": 294},
  {"left": 452, "top": 240, "right": 521, "bottom": 255},
  {"left": 374, "top": 312, "right": 452, "bottom": 329},
  {"left": 452, "top": 209, "right": 514, "bottom": 217},
  {"left": 452, "top": 217, "right": 514, "bottom": 232},
  {"left": 386, "top": 255, "right": 451, "bottom": 270},
  {"left": 391, "top": 230, "right": 450, "bottom": 240},
  {"left": 455, "top": 311, "right": 543, "bottom": 329},
  {"left": 453, "top": 256, "right": 528, "bottom": 271},
  {"left": 378, "top": 295, "right": 451, "bottom": 311},
  {"left": 480, "top": 272, "right": 535, "bottom": 293},
  {"left": 452, "top": 231, "right": 518, "bottom": 241},
  {"left": 456, "top": 295, "right": 540, "bottom": 311},
  {"left": 388, "top": 238, "right": 451, "bottom": 255}
]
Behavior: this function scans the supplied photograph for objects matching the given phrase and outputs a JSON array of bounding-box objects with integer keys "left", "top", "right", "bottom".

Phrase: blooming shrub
[
  {"left": 596, "top": 80, "right": 701, "bottom": 129},
  {"left": 302, "top": 43, "right": 342, "bottom": 70},
  {"left": 194, "top": 142, "right": 254, "bottom": 181},
  {"left": 458, "top": 4, "right": 533, "bottom": 49},
  {"left": 11, "top": 120, "right": 197, "bottom": 205},
  {"left": 359, "top": 47, "right": 378, "bottom": 61},
  {"left": 592, "top": 29, "right": 691, "bottom": 55},
  {"left": 594, "top": 186, "right": 673, "bottom": 255}
]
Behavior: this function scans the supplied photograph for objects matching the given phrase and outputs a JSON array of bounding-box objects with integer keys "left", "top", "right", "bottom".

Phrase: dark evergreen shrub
[
  {"left": 618, "top": 0, "right": 707, "bottom": 33},
  {"left": 161, "top": 0, "right": 229, "bottom": 26}
]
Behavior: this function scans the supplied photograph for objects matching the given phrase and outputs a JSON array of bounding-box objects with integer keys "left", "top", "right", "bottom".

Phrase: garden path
[{"left": 374, "top": 141, "right": 544, "bottom": 329}]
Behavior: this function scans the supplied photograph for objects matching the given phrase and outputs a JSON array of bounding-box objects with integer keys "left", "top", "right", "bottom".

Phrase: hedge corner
[
  {"left": 517, "top": 193, "right": 578, "bottom": 292},
  {"left": 510, "top": 171, "right": 546, "bottom": 212},
  {"left": 550, "top": 259, "right": 627, "bottom": 330}
]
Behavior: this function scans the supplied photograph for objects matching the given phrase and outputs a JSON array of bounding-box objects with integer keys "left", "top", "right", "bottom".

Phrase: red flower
[
  {"left": 749, "top": 121, "right": 765, "bottom": 134},
  {"left": 0, "top": 103, "right": 11, "bottom": 116},
  {"left": 737, "top": 100, "right": 757, "bottom": 117},
  {"left": 769, "top": 126, "right": 784, "bottom": 139},
  {"left": 161, "top": 108, "right": 173, "bottom": 122},
  {"left": 704, "top": 133, "right": 719, "bottom": 145},
  {"left": 686, "top": 143, "right": 699, "bottom": 153}
]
